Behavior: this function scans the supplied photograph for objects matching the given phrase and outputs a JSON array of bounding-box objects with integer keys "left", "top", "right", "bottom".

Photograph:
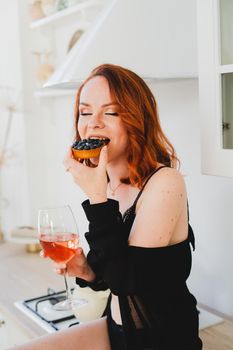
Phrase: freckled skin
[{"left": 129, "top": 168, "right": 187, "bottom": 249}]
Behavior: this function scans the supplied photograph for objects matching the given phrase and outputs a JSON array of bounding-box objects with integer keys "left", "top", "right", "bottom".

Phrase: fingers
[
  {"left": 40, "top": 250, "right": 67, "bottom": 274},
  {"left": 55, "top": 249, "right": 84, "bottom": 276},
  {"left": 63, "top": 148, "right": 85, "bottom": 172},
  {"left": 63, "top": 148, "right": 73, "bottom": 163},
  {"left": 76, "top": 247, "right": 83, "bottom": 255},
  {"left": 98, "top": 146, "right": 108, "bottom": 171},
  {"left": 64, "top": 159, "right": 76, "bottom": 172},
  {"left": 55, "top": 267, "right": 66, "bottom": 275},
  {"left": 53, "top": 262, "right": 67, "bottom": 275},
  {"left": 75, "top": 247, "right": 86, "bottom": 261},
  {"left": 54, "top": 268, "right": 66, "bottom": 275},
  {"left": 53, "top": 262, "right": 66, "bottom": 269},
  {"left": 63, "top": 148, "right": 76, "bottom": 171}
]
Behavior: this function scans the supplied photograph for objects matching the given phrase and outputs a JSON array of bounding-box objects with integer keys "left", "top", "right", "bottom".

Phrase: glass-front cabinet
[{"left": 197, "top": 0, "right": 233, "bottom": 176}]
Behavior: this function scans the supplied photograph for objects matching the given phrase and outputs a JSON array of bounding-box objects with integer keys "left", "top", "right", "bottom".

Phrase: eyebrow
[{"left": 79, "top": 102, "right": 119, "bottom": 108}]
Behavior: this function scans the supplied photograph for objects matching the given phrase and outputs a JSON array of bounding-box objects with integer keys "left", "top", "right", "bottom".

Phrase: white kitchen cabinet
[
  {"left": 21, "top": 0, "right": 105, "bottom": 97},
  {"left": 197, "top": 0, "right": 233, "bottom": 177}
]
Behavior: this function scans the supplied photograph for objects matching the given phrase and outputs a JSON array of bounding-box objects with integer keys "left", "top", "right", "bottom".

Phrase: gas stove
[
  {"left": 14, "top": 289, "right": 80, "bottom": 333},
  {"left": 15, "top": 289, "right": 224, "bottom": 334}
]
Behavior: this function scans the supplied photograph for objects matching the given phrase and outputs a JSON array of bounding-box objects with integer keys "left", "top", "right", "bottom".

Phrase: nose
[{"left": 88, "top": 113, "right": 105, "bottom": 129}]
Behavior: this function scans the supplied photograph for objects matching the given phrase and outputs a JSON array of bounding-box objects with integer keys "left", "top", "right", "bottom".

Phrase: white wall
[
  {"left": 152, "top": 79, "right": 233, "bottom": 317},
  {"left": 0, "top": 0, "right": 30, "bottom": 232}
]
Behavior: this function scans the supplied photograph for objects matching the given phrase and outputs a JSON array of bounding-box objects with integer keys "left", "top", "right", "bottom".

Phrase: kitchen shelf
[
  {"left": 34, "top": 75, "right": 198, "bottom": 98},
  {"left": 219, "top": 64, "right": 233, "bottom": 74},
  {"left": 30, "top": 0, "right": 102, "bottom": 29}
]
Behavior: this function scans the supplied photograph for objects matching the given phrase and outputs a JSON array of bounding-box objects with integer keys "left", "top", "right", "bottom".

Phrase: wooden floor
[{"left": 200, "top": 315, "right": 233, "bottom": 349}]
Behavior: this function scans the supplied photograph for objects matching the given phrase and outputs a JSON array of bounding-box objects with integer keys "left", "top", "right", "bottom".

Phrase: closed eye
[
  {"left": 80, "top": 113, "right": 92, "bottom": 116},
  {"left": 105, "top": 112, "right": 119, "bottom": 116}
]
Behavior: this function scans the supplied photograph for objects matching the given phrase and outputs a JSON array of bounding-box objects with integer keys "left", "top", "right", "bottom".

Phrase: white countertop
[{"left": 0, "top": 241, "right": 65, "bottom": 338}]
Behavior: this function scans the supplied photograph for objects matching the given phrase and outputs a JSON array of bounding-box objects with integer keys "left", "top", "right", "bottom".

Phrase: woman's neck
[{"left": 106, "top": 161, "right": 129, "bottom": 188}]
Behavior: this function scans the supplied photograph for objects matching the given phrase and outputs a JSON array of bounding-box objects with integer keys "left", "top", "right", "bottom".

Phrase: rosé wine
[{"left": 40, "top": 233, "right": 79, "bottom": 263}]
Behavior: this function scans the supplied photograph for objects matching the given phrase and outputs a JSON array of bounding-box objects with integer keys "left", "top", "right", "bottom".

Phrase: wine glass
[{"left": 38, "top": 205, "right": 79, "bottom": 311}]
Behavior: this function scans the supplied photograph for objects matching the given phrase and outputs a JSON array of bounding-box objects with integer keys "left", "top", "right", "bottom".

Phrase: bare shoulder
[
  {"left": 143, "top": 166, "right": 187, "bottom": 199},
  {"left": 129, "top": 166, "right": 187, "bottom": 247}
]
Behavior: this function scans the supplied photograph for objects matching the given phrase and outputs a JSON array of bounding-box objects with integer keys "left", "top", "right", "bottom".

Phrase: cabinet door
[{"left": 197, "top": 0, "right": 233, "bottom": 177}]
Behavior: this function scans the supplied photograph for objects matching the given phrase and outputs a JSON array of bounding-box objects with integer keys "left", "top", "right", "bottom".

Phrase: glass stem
[{"left": 64, "top": 268, "right": 72, "bottom": 303}]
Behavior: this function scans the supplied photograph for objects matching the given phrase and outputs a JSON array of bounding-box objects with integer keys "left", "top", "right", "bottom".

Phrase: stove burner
[
  {"left": 15, "top": 288, "right": 78, "bottom": 332},
  {"left": 34, "top": 289, "right": 66, "bottom": 313}
]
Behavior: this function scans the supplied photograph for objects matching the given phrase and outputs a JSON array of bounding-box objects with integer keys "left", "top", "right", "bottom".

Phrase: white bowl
[{"left": 72, "top": 285, "right": 110, "bottom": 322}]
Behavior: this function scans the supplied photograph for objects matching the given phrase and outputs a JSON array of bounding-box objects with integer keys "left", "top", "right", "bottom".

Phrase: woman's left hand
[{"left": 63, "top": 146, "right": 108, "bottom": 203}]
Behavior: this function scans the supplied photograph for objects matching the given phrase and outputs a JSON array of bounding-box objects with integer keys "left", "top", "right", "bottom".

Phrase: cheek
[
  {"left": 77, "top": 120, "right": 85, "bottom": 136},
  {"left": 122, "top": 137, "right": 129, "bottom": 151},
  {"left": 119, "top": 130, "right": 129, "bottom": 147},
  {"left": 113, "top": 134, "right": 128, "bottom": 153}
]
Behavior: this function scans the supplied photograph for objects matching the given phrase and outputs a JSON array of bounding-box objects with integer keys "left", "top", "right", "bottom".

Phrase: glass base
[{"left": 52, "top": 298, "right": 73, "bottom": 311}]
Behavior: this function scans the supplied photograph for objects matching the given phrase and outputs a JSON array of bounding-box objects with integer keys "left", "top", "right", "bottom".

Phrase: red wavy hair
[{"left": 74, "top": 64, "right": 180, "bottom": 189}]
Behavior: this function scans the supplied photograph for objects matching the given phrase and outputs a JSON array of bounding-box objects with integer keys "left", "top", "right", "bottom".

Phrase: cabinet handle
[{"left": 222, "top": 122, "right": 231, "bottom": 131}]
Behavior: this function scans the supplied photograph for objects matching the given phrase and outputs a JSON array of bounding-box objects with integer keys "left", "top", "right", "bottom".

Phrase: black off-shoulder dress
[{"left": 76, "top": 166, "right": 203, "bottom": 350}]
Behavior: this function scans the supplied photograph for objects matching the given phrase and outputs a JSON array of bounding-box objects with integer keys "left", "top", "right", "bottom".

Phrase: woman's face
[{"left": 77, "top": 76, "right": 128, "bottom": 164}]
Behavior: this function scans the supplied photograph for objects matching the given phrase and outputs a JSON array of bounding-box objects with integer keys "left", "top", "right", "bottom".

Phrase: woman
[{"left": 11, "top": 64, "right": 203, "bottom": 350}]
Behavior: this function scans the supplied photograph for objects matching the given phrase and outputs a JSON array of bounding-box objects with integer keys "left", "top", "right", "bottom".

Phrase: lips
[{"left": 87, "top": 135, "right": 110, "bottom": 140}]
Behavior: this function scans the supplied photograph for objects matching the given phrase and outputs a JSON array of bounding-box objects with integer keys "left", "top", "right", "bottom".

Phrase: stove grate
[{"left": 22, "top": 289, "right": 78, "bottom": 331}]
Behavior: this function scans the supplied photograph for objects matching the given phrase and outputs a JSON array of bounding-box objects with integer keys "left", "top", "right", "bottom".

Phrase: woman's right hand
[{"left": 40, "top": 247, "right": 96, "bottom": 282}]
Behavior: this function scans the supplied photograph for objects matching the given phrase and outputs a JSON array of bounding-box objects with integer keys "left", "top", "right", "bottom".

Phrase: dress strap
[
  {"left": 188, "top": 223, "right": 195, "bottom": 251},
  {"left": 132, "top": 166, "right": 170, "bottom": 208},
  {"left": 187, "top": 200, "right": 190, "bottom": 221},
  {"left": 187, "top": 200, "right": 195, "bottom": 251}
]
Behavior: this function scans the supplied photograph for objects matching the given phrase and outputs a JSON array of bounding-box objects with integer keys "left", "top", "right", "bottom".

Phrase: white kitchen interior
[{"left": 0, "top": 0, "right": 233, "bottom": 349}]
